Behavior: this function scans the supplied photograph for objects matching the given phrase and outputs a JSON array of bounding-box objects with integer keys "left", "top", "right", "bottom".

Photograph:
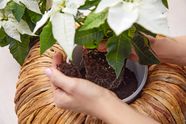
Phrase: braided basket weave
[{"left": 15, "top": 42, "right": 186, "bottom": 124}]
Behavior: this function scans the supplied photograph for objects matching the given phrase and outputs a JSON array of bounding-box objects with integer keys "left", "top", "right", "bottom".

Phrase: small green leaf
[
  {"left": 40, "top": 22, "right": 56, "bottom": 54},
  {"left": 132, "top": 32, "right": 160, "bottom": 65},
  {"left": 10, "top": 2, "right": 25, "bottom": 22},
  {"left": 162, "top": 0, "right": 168, "bottom": 8},
  {"left": 40, "top": 0, "right": 47, "bottom": 13},
  {"left": 106, "top": 32, "right": 132, "bottom": 77},
  {"left": 135, "top": 24, "right": 156, "bottom": 37},
  {"left": 28, "top": 10, "right": 42, "bottom": 24},
  {"left": 80, "top": 0, "right": 101, "bottom": 9},
  {"left": 9, "top": 35, "right": 30, "bottom": 65},
  {"left": 80, "top": 9, "right": 108, "bottom": 31},
  {"left": 128, "top": 26, "right": 136, "bottom": 38},
  {"left": 75, "top": 28, "right": 104, "bottom": 49},
  {"left": 22, "top": 10, "right": 36, "bottom": 31}
]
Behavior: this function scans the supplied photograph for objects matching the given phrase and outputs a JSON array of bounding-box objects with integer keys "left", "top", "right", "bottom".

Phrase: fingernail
[{"left": 45, "top": 68, "right": 52, "bottom": 77}]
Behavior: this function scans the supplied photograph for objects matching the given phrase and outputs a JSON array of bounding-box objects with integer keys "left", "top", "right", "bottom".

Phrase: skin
[
  {"left": 45, "top": 36, "right": 186, "bottom": 124},
  {"left": 148, "top": 35, "right": 186, "bottom": 65}
]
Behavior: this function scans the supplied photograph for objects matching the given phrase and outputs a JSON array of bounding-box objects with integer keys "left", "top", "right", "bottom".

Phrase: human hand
[
  {"left": 44, "top": 53, "right": 117, "bottom": 115},
  {"left": 97, "top": 34, "right": 170, "bottom": 63}
]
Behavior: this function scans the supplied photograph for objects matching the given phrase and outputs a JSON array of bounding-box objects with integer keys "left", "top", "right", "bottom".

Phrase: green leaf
[
  {"left": 39, "top": 0, "right": 47, "bottom": 13},
  {"left": 106, "top": 32, "right": 132, "bottom": 77},
  {"left": 128, "top": 26, "right": 136, "bottom": 38},
  {"left": 162, "top": 0, "right": 168, "bottom": 8},
  {"left": 10, "top": 2, "right": 25, "bottom": 22},
  {"left": 75, "top": 28, "right": 104, "bottom": 49},
  {"left": 23, "top": 10, "right": 38, "bottom": 31},
  {"left": 0, "top": 29, "right": 10, "bottom": 47},
  {"left": 0, "top": 36, "right": 11, "bottom": 47},
  {"left": 28, "top": 10, "right": 42, "bottom": 24},
  {"left": 80, "top": 9, "right": 108, "bottom": 31},
  {"left": 132, "top": 32, "right": 160, "bottom": 65},
  {"left": 0, "top": 39, "right": 10, "bottom": 47},
  {"left": 100, "top": 22, "right": 113, "bottom": 37},
  {"left": 0, "top": 28, "right": 6, "bottom": 40},
  {"left": 40, "top": 22, "right": 56, "bottom": 54},
  {"left": 80, "top": 0, "right": 101, "bottom": 9},
  {"left": 135, "top": 24, "right": 156, "bottom": 37},
  {"left": 8, "top": 35, "right": 30, "bottom": 65}
]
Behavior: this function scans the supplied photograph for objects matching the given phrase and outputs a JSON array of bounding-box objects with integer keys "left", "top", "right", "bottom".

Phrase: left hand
[{"left": 97, "top": 34, "right": 166, "bottom": 62}]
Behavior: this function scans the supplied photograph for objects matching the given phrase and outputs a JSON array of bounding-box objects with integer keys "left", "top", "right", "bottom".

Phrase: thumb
[
  {"left": 52, "top": 52, "right": 63, "bottom": 68},
  {"left": 45, "top": 68, "right": 76, "bottom": 93}
]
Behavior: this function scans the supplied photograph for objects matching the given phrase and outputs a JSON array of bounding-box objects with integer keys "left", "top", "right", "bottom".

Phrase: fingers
[
  {"left": 140, "top": 32, "right": 156, "bottom": 44},
  {"left": 52, "top": 52, "right": 63, "bottom": 68},
  {"left": 45, "top": 68, "right": 76, "bottom": 93},
  {"left": 129, "top": 49, "right": 139, "bottom": 61},
  {"left": 50, "top": 52, "right": 63, "bottom": 90},
  {"left": 146, "top": 35, "right": 156, "bottom": 44}
]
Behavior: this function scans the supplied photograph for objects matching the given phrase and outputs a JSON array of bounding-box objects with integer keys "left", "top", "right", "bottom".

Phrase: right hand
[{"left": 45, "top": 53, "right": 117, "bottom": 115}]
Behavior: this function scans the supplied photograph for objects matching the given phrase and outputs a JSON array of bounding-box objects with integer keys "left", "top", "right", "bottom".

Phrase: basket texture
[{"left": 15, "top": 43, "right": 186, "bottom": 124}]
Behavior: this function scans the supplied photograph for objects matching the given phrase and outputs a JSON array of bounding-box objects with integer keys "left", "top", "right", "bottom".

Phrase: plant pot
[
  {"left": 123, "top": 60, "right": 148, "bottom": 103},
  {"left": 72, "top": 46, "right": 148, "bottom": 103}
]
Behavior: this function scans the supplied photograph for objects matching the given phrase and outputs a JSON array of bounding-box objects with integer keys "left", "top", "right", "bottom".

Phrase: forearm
[
  {"left": 153, "top": 36, "right": 186, "bottom": 65},
  {"left": 92, "top": 92, "right": 159, "bottom": 124}
]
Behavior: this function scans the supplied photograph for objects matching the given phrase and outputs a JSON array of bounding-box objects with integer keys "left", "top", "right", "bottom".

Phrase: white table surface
[{"left": 0, "top": 1, "right": 186, "bottom": 124}]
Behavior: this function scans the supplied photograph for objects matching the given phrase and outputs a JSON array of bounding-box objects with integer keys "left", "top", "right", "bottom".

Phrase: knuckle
[
  {"left": 54, "top": 102, "right": 62, "bottom": 108},
  {"left": 55, "top": 99, "right": 71, "bottom": 109},
  {"left": 53, "top": 91, "right": 73, "bottom": 109},
  {"left": 54, "top": 97, "right": 68, "bottom": 108},
  {"left": 53, "top": 95, "right": 62, "bottom": 107},
  {"left": 53, "top": 92, "right": 63, "bottom": 107}
]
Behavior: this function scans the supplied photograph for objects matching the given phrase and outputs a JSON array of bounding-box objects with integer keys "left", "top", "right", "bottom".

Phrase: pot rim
[{"left": 122, "top": 65, "right": 148, "bottom": 103}]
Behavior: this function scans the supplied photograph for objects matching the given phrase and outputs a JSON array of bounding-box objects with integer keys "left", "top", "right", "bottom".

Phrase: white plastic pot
[
  {"left": 72, "top": 46, "right": 148, "bottom": 103},
  {"left": 124, "top": 60, "right": 148, "bottom": 103}
]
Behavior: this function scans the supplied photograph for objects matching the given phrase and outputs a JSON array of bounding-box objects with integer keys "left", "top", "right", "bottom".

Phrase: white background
[
  {"left": 168, "top": 0, "right": 186, "bottom": 36},
  {"left": 0, "top": 0, "right": 186, "bottom": 124}
]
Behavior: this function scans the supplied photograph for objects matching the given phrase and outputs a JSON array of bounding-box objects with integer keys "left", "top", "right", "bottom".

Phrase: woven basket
[{"left": 15, "top": 43, "right": 186, "bottom": 124}]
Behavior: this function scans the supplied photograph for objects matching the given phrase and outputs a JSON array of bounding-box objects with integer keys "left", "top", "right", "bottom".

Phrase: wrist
[
  {"left": 87, "top": 89, "right": 118, "bottom": 121},
  {"left": 90, "top": 90, "right": 159, "bottom": 124},
  {"left": 92, "top": 90, "right": 128, "bottom": 124}
]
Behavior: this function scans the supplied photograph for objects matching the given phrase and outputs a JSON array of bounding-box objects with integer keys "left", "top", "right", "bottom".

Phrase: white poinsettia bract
[
  {"left": 34, "top": 0, "right": 85, "bottom": 60},
  {"left": 0, "top": 0, "right": 41, "bottom": 14},
  {"left": 0, "top": 10, "right": 35, "bottom": 41},
  {"left": 0, "top": 0, "right": 41, "bottom": 41},
  {"left": 0, "top": 0, "right": 8, "bottom": 9},
  {"left": 96, "top": 0, "right": 170, "bottom": 36}
]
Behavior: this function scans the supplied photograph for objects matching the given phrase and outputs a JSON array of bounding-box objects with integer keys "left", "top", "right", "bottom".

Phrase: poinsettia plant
[{"left": 0, "top": 0, "right": 169, "bottom": 77}]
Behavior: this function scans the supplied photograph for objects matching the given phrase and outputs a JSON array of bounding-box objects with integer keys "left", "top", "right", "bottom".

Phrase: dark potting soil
[{"left": 58, "top": 49, "right": 138, "bottom": 99}]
